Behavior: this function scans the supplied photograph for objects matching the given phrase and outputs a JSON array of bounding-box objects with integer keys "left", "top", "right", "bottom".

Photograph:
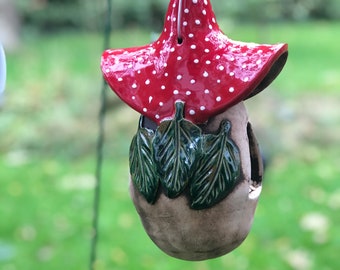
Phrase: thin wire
[
  {"left": 177, "top": 0, "right": 184, "bottom": 42},
  {"left": 89, "top": 0, "right": 112, "bottom": 269}
]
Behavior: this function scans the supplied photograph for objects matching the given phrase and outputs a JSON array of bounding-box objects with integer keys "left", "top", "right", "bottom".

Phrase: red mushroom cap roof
[{"left": 101, "top": 0, "right": 288, "bottom": 124}]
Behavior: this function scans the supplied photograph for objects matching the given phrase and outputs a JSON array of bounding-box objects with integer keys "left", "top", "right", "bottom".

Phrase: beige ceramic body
[{"left": 130, "top": 102, "right": 263, "bottom": 261}]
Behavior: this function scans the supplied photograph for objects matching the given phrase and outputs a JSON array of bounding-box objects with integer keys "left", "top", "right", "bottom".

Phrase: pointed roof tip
[{"left": 246, "top": 43, "right": 288, "bottom": 99}]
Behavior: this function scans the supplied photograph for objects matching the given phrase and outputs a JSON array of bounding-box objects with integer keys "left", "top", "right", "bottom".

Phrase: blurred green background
[{"left": 1, "top": 0, "right": 339, "bottom": 269}]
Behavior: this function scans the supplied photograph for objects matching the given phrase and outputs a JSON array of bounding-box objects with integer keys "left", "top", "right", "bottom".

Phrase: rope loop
[{"left": 90, "top": 0, "right": 112, "bottom": 269}]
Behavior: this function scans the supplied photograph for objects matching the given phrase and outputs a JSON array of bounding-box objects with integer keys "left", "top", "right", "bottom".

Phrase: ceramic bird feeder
[
  {"left": 101, "top": 0, "right": 288, "bottom": 261},
  {"left": 0, "top": 43, "right": 6, "bottom": 94}
]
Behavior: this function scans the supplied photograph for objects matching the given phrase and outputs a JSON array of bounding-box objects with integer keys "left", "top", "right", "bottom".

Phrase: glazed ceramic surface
[
  {"left": 101, "top": 0, "right": 288, "bottom": 261},
  {"left": 101, "top": 0, "right": 288, "bottom": 124},
  {"left": 130, "top": 102, "right": 263, "bottom": 261},
  {"left": 129, "top": 101, "right": 241, "bottom": 209}
]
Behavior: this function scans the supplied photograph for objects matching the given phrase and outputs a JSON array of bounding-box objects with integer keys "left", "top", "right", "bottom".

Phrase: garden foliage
[{"left": 15, "top": 0, "right": 340, "bottom": 31}]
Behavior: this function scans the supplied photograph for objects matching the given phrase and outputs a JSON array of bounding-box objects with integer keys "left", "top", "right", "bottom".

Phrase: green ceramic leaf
[
  {"left": 129, "top": 117, "right": 159, "bottom": 204},
  {"left": 153, "top": 102, "right": 202, "bottom": 198},
  {"left": 190, "top": 120, "right": 241, "bottom": 210}
]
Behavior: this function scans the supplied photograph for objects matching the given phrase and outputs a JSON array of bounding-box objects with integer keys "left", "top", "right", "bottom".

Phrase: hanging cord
[
  {"left": 90, "top": 0, "right": 112, "bottom": 269},
  {"left": 177, "top": 0, "right": 184, "bottom": 43}
]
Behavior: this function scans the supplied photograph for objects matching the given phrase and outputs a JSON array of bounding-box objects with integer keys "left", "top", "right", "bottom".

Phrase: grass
[{"left": 1, "top": 21, "right": 340, "bottom": 270}]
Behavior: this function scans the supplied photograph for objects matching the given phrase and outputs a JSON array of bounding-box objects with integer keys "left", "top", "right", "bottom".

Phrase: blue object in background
[{"left": 0, "top": 43, "right": 6, "bottom": 94}]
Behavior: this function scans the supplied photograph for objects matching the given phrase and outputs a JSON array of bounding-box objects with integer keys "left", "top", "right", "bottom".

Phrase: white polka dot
[
  {"left": 230, "top": 72, "right": 235, "bottom": 77},
  {"left": 149, "top": 96, "right": 153, "bottom": 103},
  {"left": 194, "top": 59, "right": 199, "bottom": 64},
  {"left": 177, "top": 56, "right": 182, "bottom": 61},
  {"left": 118, "top": 78, "right": 123, "bottom": 81},
  {"left": 137, "top": 70, "right": 141, "bottom": 74},
  {"left": 132, "top": 96, "right": 136, "bottom": 100},
  {"left": 190, "top": 79, "right": 196, "bottom": 84},
  {"left": 172, "top": 17, "right": 176, "bottom": 22},
  {"left": 145, "top": 79, "right": 150, "bottom": 85},
  {"left": 186, "top": 91, "right": 191, "bottom": 96},
  {"left": 216, "top": 96, "right": 222, "bottom": 102},
  {"left": 163, "top": 63, "right": 168, "bottom": 67},
  {"left": 143, "top": 108, "right": 147, "bottom": 112},
  {"left": 183, "top": 21, "right": 188, "bottom": 26},
  {"left": 105, "top": 68, "right": 110, "bottom": 73},
  {"left": 202, "top": 10, "right": 207, "bottom": 15},
  {"left": 219, "top": 66, "right": 225, "bottom": 71},
  {"left": 155, "top": 114, "right": 160, "bottom": 119},
  {"left": 192, "top": 0, "right": 198, "bottom": 4},
  {"left": 191, "top": 45, "right": 197, "bottom": 49},
  {"left": 188, "top": 33, "right": 194, "bottom": 38},
  {"left": 257, "top": 59, "right": 262, "bottom": 65},
  {"left": 229, "top": 87, "right": 235, "bottom": 93},
  {"left": 244, "top": 77, "right": 249, "bottom": 82},
  {"left": 217, "top": 80, "right": 221, "bottom": 84},
  {"left": 209, "top": 25, "right": 213, "bottom": 30},
  {"left": 230, "top": 56, "right": 235, "bottom": 61},
  {"left": 212, "top": 18, "right": 216, "bottom": 23},
  {"left": 204, "top": 0, "right": 208, "bottom": 5},
  {"left": 203, "top": 71, "right": 209, "bottom": 77},
  {"left": 195, "top": 20, "right": 201, "bottom": 25},
  {"left": 159, "top": 102, "right": 164, "bottom": 106},
  {"left": 177, "top": 75, "right": 183, "bottom": 80},
  {"left": 132, "top": 83, "right": 137, "bottom": 89},
  {"left": 242, "top": 64, "right": 247, "bottom": 69},
  {"left": 152, "top": 70, "right": 157, "bottom": 75},
  {"left": 165, "top": 73, "right": 169, "bottom": 77},
  {"left": 184, "top": 8, "right": 189, "bottom": 13},
  {"left": 206, "top": 60, "right": 211, "bottom": 65},
  {"left": 258, "top": 50, "right": 263, "bottom": 54},
  {"left": 204, "top": 49, "right": 210, "bottom": 53},
  {"left": 204, "top": 89, "right": 210, "bottom": 94},
  {"left": 170, "top": 47, "right": 175, "bottom": 52},
  {"left": 161, "top": 85, "right": 166, "bottom": 90},
  {"left": 189, "top": 110, "right": 196, "bottom": 115},
  {"left": 200, "top": 106, "right": 206, "bottom": 111},
  {"left": 205, "top": 37, "right": 210, "bottom": 42},
  {"left": 170, "top": 32, "right": 174, "bottom": 37},
  {"left": 174, "top": 90, "right": 179, "bottom": 95},
  {"left": 216, "top": 55, "right": 221, "bottom": 60}
]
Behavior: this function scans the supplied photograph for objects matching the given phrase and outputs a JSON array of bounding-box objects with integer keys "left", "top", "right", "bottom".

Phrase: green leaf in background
[
  {"left": 190, "top": 120, "right": 241, "bottom": 210},
  {"left": 129, "top": 117, "right": 159, "bottom": 204},
  {"left": 153, "top": 102, "right": 202, "bottom": 198}
]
